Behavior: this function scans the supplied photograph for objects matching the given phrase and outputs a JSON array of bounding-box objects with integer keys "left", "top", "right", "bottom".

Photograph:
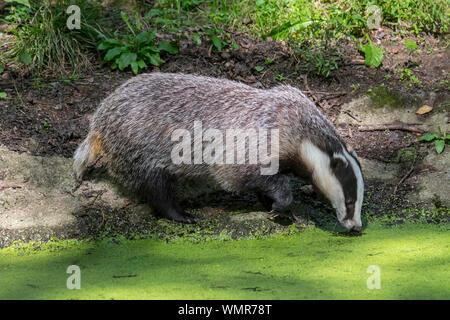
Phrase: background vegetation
[{"left": 1, "top": 0, "right": 448, "bottom": 76}]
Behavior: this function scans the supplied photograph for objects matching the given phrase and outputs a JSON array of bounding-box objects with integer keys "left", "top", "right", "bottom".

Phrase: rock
[
  {"left": 376, "top": 32, "right": 386, "bottom": 39},
  {"left": 408, "top": 171, "right": 450, "bottom": 207},
  {"left": 0, "top": 144, "right": 129, "bottom": 230},
  {"left": 26, "top": 137, "right": 40, "bottom": 154},
  {"left": 336, "top": 94, "right": 449, "bottom": 133},
  {"left": 422, "top": 151, "right": 450, "bottom": 169},
  {"left": 359, "top": 158, "right": 400, "bottom": 181}
]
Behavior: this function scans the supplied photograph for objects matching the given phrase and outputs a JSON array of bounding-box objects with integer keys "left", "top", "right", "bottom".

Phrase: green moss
[
  {"left": 0, "top": 223, "right": 448, "bottom": 299},
  {"left": 366, "top": 86, "right": 407, "bottom": 109},
  {"left": 392, "top": 148, "right": 417, "bottom": 163}
]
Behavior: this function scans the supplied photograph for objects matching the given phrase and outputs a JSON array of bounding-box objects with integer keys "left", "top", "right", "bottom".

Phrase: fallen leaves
[{"left": 415, "top": 105, "right": 433, "bottom": 115}]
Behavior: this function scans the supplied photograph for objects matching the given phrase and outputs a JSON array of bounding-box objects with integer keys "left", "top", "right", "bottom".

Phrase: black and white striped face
[
  {"left": 299, "top": 141, "right": 364, "bottom": 232},
  {"left": 329, "top": 149, "right": 364, "bottom": 232}
]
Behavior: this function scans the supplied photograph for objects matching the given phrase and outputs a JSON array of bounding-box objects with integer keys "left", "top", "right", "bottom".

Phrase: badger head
[{"left": 299, "top": 140, "right": 364, "bottom": 232}]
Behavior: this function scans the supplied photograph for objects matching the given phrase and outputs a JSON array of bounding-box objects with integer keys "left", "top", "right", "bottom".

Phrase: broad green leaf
[
  {"left": 136, "top": 31, "right": 155, "bottom": 44},
  {"left": 0, "top": 66, "right": 4, "bottom": 74},
  {"left": 405, "top": 39, "right": 418, "bottom": 50},
  {"left": 146, "top": 53, "right": 164, "bottom": 66},
  {"left": 137, "top": 60, "right": 147, "bottom": 69},
  {"left": 98, "top": 39, "right": 122, "bottom": 50},
  {"left": 418, "top": 133, "right": 439, "bottom": 142},
  {"left": 19, "top": 51, "right": 32, "bottom": 64},
  {"left": 210, "top": 35, "right": 223, "bottom": 51},
  {"left": 142, "top": 45, "right": 160, "bottom": 54},
  {"left": 117, "top": 52, "right": 137, "bottom": 70},
  {"left": 158, "top": 41, "right": 178, "bottom": 54},
  {"left": 435, "top": 140, "right": 445, "bottom": 154},
  {"left": 104, "top": 47, "right": 122, "bottom": 61},
  {"left": 130, "top": 61, "right": 139, "bottom": 75},
  {"left": 265, "top": 20, "right": 316, "bottom": 40},
  {"left": 192, "top": 33, "right": 202, "bottom": 45},
  {"left": 255, "top": 66, "right": 264, "bottom": 72},
  {"left": 0, "top": 92, "right": 7, "bottom": 99},
  {"left": 363, "top": 42, "right": 383, "bottom": 68}
]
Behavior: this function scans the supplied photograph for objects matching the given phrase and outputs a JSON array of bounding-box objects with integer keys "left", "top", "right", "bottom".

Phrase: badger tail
[{"left": 73, "top": 133, "right": 102, "bottom": 181}]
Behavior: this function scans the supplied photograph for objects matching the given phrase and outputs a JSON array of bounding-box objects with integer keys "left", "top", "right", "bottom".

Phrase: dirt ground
[{"left": 0, "top": 29, "right": 449, "bottom": 247}]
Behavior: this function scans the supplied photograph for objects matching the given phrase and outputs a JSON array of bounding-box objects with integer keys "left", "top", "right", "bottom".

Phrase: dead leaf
[{"left": 416, "top": 105, "right": 432, "bottom": 115}]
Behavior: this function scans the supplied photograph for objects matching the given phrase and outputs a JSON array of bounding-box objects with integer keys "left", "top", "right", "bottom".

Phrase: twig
[
  {"left": 0, "top": 184, "right": 22, "bottom": 192},
  {"left": 343, "top": 110, "right": 362, "bottom": 122},
  {"left": 359, "top": 122, "right": 424, "bottom": 133},
  {"left": 393, "top": 164, "right": 415, "bottom": 195},
  {"left": 89, "top": 189, "right": 106, "bottom": 206},
  {"left": 318, "top": 92, "right": 347, "bottom": 102},
  {"left": 302, "top": 90, "right": 347, "bottom": 97}
]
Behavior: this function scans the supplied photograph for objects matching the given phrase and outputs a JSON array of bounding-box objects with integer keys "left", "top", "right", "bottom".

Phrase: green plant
[
  {"left": 392, "top": 148, "right": 417, "bottom": 163},
  {"left": 397, "top": 68, "right": 422, "bottom": 87},
  {"left": 305, "top": 47, "right": 340, "bottom": 77},
  {"left": 405, "top": 39, "right": 418, "bottom": 54},
  {"left": 265, "top": 57, "right": 275, "bottom": 65},
  {"left": 98, "top": 12, "right": 178, "bottom": 74},
  {"left": 4, "top": 0, "right": 30, "bottom": 6},
  {"left": 204, "top": 28, "right": 238, "bottom": 51},
  {"left": 274, "top": 72, "right": 285, "bottom": 82},
  {"left": 418, "top": 128, "right": 449, "bottom": 154},
  {"left": 5, "top": 0, "right": 110, "bottom": 74},
  {"left": 42, "top": 118, "right": 52, "bottom": 130},
  {"left": 254, "top": 66, "right": 264, "bottom": 72},
  {"left": 358, "top": 36, "right": 384, "bottom": 68}
]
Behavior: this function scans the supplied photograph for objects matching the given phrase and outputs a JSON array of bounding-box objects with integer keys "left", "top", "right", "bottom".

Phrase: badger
[{"left": 74, "top": 73, "right": 364, "bottom": 232}]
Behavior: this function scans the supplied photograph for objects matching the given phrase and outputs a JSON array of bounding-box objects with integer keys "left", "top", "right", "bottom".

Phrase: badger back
[{"left": 87, "top": 73, "right": 283, "bottom": 188}]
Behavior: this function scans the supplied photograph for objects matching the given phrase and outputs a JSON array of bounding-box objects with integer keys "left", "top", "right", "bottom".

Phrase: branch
[{"left": 358, "top": 122, "right": 424, "bottom": 133}]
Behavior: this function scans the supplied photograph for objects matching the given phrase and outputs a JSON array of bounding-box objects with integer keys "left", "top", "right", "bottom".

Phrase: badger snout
[{"left": 339, "top": 217, "right": 362, "bottom": 232}]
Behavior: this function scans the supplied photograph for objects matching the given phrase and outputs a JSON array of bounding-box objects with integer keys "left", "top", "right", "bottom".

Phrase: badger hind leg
[
  {"left": 144, "top": 169, "right": 198, "bottom": 224},
  {"left": 246, "top": 174, "right": 293, "bottom": 213}
]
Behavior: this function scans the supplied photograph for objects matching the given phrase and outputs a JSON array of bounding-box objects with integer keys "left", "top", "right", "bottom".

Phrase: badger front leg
[
  {"left": 247, "top": 174, "right": 293, "bottom": 213},
  {"left": 145, "top": 169, "right": 198, "bottom": 223}
]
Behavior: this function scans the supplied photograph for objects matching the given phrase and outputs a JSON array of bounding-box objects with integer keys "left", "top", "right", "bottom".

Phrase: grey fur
[{"left": 74, "top": 73, "right": 363, "bottom": 227}]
